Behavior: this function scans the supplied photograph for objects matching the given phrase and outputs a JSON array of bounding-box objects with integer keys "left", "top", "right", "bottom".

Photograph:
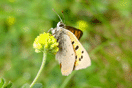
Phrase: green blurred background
[{"left": 0, "top": 0, "right": 132, "bottom": 88}]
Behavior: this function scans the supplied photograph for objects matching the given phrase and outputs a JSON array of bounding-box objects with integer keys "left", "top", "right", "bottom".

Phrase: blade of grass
[{"left": 60, "top": 70, "right": 77, "bottom": 88}]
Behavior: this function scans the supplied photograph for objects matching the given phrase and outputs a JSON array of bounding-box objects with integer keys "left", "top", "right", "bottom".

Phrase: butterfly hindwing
[
  {"left": 65, "top": 29, "right": 91, "bottom": 70},
  {"left": 56, "top": 32, "right": 75, "bottom": 76}
]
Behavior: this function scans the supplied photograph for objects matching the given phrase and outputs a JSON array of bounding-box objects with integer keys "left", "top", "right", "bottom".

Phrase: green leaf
[
  {"left": 32, "top": 83, "right": 43, "bottom": 88},
  {"left": 0, "top": 78, "right": 5, "bottom": 88},
  {"left": 21, "top": 83, "right": 30, "bottom": 88},
  {"left": 4, "top": 81, "right": 12, "bottom": 88}
]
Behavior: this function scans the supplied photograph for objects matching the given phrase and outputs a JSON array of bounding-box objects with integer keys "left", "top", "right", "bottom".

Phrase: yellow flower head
[
  {"left": 77, "top": 20, "right": 88, "bottom": 31},
  {"left": 7, "top": 16, "right": 15, "bottom": 26},
  {"left": 33, "top": 32, "right": 59, "bottom": 53}
]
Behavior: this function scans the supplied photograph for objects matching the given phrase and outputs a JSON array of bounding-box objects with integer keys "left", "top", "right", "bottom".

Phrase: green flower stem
[
  {"left": 60, "top": 70, "right": 77, "bottom": 88},
  {"left": 30, "top": 49, "right": 47, "bottom": 88}
]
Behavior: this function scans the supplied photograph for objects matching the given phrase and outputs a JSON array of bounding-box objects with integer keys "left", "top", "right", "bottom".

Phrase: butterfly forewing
[
  {"left": 56, "top": 32, "right": 75, "bottom": 76},
  {"left": 65, "top": 26, "right": 83, "bottom": 40},
  {"left": 65, "top": 29, "right": 91, "bottom": 70}
]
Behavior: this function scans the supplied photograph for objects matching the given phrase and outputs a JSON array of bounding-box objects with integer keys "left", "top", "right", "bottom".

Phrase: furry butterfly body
[{"left": 50, "top": 22, "right": 91, "bottom": 76}]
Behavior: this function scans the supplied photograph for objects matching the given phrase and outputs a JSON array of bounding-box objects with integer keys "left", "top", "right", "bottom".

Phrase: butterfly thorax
[{"left": 51, "top": 22, "right": 66, "bottom": 41}]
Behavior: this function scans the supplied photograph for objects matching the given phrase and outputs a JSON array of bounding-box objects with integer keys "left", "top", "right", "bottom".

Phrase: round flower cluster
[{"left": 33, "top": 32, "right": 59, "bottom": 53}]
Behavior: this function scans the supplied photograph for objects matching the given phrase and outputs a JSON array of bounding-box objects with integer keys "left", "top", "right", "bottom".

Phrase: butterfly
[{"left": 49, "top": 21, "right": 91, "bottom": 76}]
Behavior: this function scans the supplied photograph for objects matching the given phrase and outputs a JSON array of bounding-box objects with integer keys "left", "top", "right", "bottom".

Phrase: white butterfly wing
[
  {"left": 56, "top": 34, "right": 75, "bottom": 76},
  {"left": 64, "top": 29, "right": 91, "bottom": 70},
  {"left": 74, "top": 43, "right": 91, "bottom": 70}
]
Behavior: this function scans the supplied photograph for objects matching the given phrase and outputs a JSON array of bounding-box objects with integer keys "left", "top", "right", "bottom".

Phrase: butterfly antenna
[
  {"left": 61, "top": 11, "right": 65, "bottom": 23},
  {"left": 52, "top": 9, "right": 63, "bottom": 22}
]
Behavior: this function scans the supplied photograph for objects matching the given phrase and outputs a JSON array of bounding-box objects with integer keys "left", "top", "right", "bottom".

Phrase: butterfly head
[
  {"left": 50, "top": 21, "right": 65, "bottom": 40},
  {"left": 51, "top": 21, "right": 65, "bottom": 34},
  {"left": 57, "top": 21, "right": 65, "bottom": 30}
]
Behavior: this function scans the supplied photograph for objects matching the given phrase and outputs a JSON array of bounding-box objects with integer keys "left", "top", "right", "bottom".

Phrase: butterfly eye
[
  {"left": 59, "top": 24, "right": 64, "bottom": 27},
  {"left": 57, "top": 22, "right": 65, "bottom": 28}
]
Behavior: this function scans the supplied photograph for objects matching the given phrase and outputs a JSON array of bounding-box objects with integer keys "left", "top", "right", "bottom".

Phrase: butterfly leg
[{"left": 47, "top": 28, "right": 53, "bottom": 33}]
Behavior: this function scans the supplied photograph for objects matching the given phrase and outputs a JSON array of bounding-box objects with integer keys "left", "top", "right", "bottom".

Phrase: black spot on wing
[
  {"left": 75, "top": 56, "right": 77, "bottom": 59},
  {"left": 79, "top": 56, "right": 83, "bottom": 61},
  {"left": 81, "top": 55, "right": 83, "bottom": 59},
  {"left": 82, "top": 51, "right": 84, "bottom": 53},
  {"left": 72, "top": 41, "right": 74, "bottom": 44},
  {"left": 79, "top": 58, "right": 81, "bottom": 61},
  {"left": 75, "top": 45, "right": 79, "bottom": 50}
]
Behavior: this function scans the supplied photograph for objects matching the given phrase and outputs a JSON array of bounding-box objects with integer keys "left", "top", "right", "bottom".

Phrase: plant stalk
[{"left": 30, "top": 50, "right": 47, "bottom": 88}]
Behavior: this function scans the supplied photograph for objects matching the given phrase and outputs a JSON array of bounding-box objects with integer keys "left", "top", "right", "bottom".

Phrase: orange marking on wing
[
  {"left": 65, "top": 26, "right": 83, "bottom": 40},
  {"left": 60, "top": 63, "right": 62, "bottom": 68},
  {"left": 74, "top": 60, "right": 79, "bottom": 66}
]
